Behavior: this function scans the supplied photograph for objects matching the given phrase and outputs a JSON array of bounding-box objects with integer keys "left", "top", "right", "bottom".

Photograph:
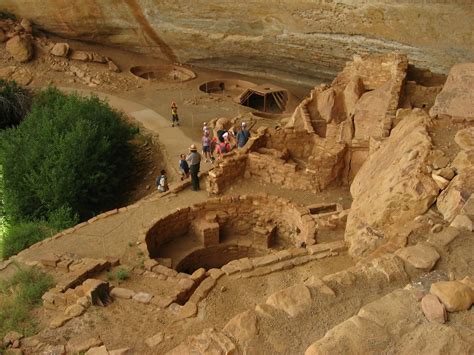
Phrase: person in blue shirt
[
  {"left": 179, "top": 153, "right": 190, "bottom": 180},
  {"left": 236, "top": 122, "right": 251, "bottom": 148},
  {"left": 156, "top": 169, "right": 169, "bottom": 192}
]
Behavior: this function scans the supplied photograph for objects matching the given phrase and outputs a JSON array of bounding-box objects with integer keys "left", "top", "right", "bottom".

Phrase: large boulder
[
  {"left": 345, "top": 110, "right": 439, "bottom": 257},
  {"left": 430, "top": 63, "right": 474, "bottom": 120},
  {"left": 6, "top": 35, "right": 33, "bottom": 62}
]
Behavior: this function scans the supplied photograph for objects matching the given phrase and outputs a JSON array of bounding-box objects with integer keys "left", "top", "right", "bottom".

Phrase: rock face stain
[{"left": 123, "top": 0, "right": 178, "bottom": 63}]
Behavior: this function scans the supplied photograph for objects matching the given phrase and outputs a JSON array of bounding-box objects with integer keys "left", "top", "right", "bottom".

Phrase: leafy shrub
[
  {"left": 0, "top": 80, "right": 32, "bottom": 130},
  {"left": 0, "top": 267, "right": 54, "bottom": 339},
  {"left": 1, "top": 222, "right": 55, "bottom": 259},
  {"left": 0, "top": 87, "right": 134, "bottom": 223},
  {"left": 116, "top": 268, "right": 130, "bottom": 281},
  {"left": 47, "top": 205, "right": 79, "bottom": 231},
  {"left": 0, "top": 12, "right": 16, "bottom": 20}
]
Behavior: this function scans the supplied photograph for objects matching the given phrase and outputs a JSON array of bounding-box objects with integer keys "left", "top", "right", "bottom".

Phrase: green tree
[
  {"left": 0, "top": 79, "right": 31, "bottom": 130},
  {"left": 0, "top": 87, "right": 134, "bottom": 224}
]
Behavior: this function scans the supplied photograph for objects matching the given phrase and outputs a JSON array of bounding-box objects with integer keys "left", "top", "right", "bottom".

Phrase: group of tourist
[{"left": 156, "top": 101, "right": 251, "bottom": 193}]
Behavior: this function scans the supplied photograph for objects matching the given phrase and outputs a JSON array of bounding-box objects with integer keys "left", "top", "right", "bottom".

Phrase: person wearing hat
[
  {"left": 186, "top": 144, "right": 202, "bottom": 191},
  {"left": 236, "top": 122, "right": 251, "bottom": 148}
]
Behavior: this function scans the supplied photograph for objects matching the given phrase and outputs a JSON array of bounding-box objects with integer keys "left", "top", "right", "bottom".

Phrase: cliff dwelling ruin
[{"left": 0, "top": 1, "right": 473, "bottom": 355}]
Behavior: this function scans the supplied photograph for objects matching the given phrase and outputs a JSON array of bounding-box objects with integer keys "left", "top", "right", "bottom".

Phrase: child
[
  {"left": 171, "top": 102, "right": 179, "bottom": 127},
  {"left": 203, "top": 122, "right": 210, "bottom": 135},
  {"left": 156, "top": 169, "right": 169, "bottom": 192},
  {"left": 202, "top": 131, "right": 211, "bottom": 163},
  {"left": 179, "top": 154, "right": 190, "bottom": 180}
]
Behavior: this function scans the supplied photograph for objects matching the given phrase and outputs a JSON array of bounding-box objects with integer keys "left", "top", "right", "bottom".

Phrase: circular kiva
[
  {"left": 140, "top": 195, "right": 316, "bottom": 273},
  {"left": 129, "top": 65, "right": 196, "bottom": 82}
]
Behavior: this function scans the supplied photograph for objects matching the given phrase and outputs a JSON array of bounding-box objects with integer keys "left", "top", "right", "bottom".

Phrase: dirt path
[{"left": 60, "top": 87, "right": 212, "bottom": 177}]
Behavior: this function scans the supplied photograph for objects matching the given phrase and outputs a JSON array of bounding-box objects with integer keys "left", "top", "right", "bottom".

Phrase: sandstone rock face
[
  {"left": 345, "top": 111, "right": 439, "bottom": 257},
  {"left": 1, "top": 1, "right": 472, "bottom": 82},
  {"left": 430, "top": 281, "right": 473, "bottom": 312},
  {"left": 5, "top": 35, "right": 33, "bottom": 62},
  {"left": 437, "top": 173, "right": 474, "bottom": 222},
  {"left": 430, "top": 63, "right": 474, "bottom": 119}
]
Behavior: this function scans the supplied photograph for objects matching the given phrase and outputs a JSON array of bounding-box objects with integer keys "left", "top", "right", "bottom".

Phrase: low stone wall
[
  {"left": 207, "top": 127, "right": 346, "bottom": 194},
  {"left": 175, "top": 244, "right": 267, "bottom": 273},
  {"left": 141, "top": 195, "right": 317, "bottom": 262}
]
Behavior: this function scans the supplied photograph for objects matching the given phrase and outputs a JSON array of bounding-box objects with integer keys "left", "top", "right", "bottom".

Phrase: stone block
[
  {"left": 41, "top": 253, "right": 61, "bottom": 267},
  {"left": 82, "top": 279, "right": 111, "bottom": 306},
  {"left": 276, "top": 250, "right": 292, "bottom": 261},
  {"left": 144, "top": 259, "right": 158, "bottom": 271},
  {"left": 132, "top": 292, "right": 154, "bottom": 304},
  {"left": 152, "top": 265, "right": 178, "bottom": 278},
  {"left": 189, "top": 277, "right": 216, "bottom": 304},
  {"left": 57, "top": 259, "right": 73, "bottom": 272},
  {"left": 208, "top": 268, "right": 225, "bottom": 280},
  {"left": 193, "top": 219, "right": 220, "bottom": 246},
  {"left": 50, "top": 315, "right": 72, "bottom": 329},
  {"left": 253, "top": 225, "right": 276, "bottom": 248},
  {"left": 111, "top": 287, "right": 135, "bottom": 299},
  {"left": 307, "top": 244, "right": 331, "bottom": 255},
  {"left": 395, "top": 243, "right": 440, "bottom": 271},
  {"left": 427, "top": 227, "right": 460, "bottom": 248},
  {"left": 430, "top": 281, "right": 473, "bottom": 312},
  {"left": 178, "top": 301, "right": 198, "bottom": 319},
  {"left": 156, "top": 258, "right": 172, "bottom": 268},
  {"left": 66, "top": 336, "right": 103, "bottom": 354},
  {"left": 191, "top": 268, "right": 206, "bottom": 282},
  {"left": 252, "top": 254, "right": 279, "bottom": 268},
  {"left": 64, "top": 303, "right": 85, "bottom": 318},
  {"left": 152, "top": 295, "right": 174, "bottom": 308},
  {"left": 450, "top": 214, "right": 474, "bottom": 231}
]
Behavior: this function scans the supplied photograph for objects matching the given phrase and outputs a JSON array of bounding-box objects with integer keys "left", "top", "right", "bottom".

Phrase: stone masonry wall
[{"left": 143, "top": 195, "right": 317, "bottom": 259}]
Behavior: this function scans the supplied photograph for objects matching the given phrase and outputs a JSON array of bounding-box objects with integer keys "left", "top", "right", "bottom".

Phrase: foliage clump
[
  {"left": 0, "top": 88, "right": 134, "bottom": 258},
  {"left": 0, "top": 267, "right": 54, "bottom": 340},
  {"left": 0, "top": 79, "right": 32, "bottom": 130},
  {"left": 0, "top": 87, "right": 134, "bottom": 223},
  {"left": 1, "top": 222, "right": 56, "bottom": 259}
]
